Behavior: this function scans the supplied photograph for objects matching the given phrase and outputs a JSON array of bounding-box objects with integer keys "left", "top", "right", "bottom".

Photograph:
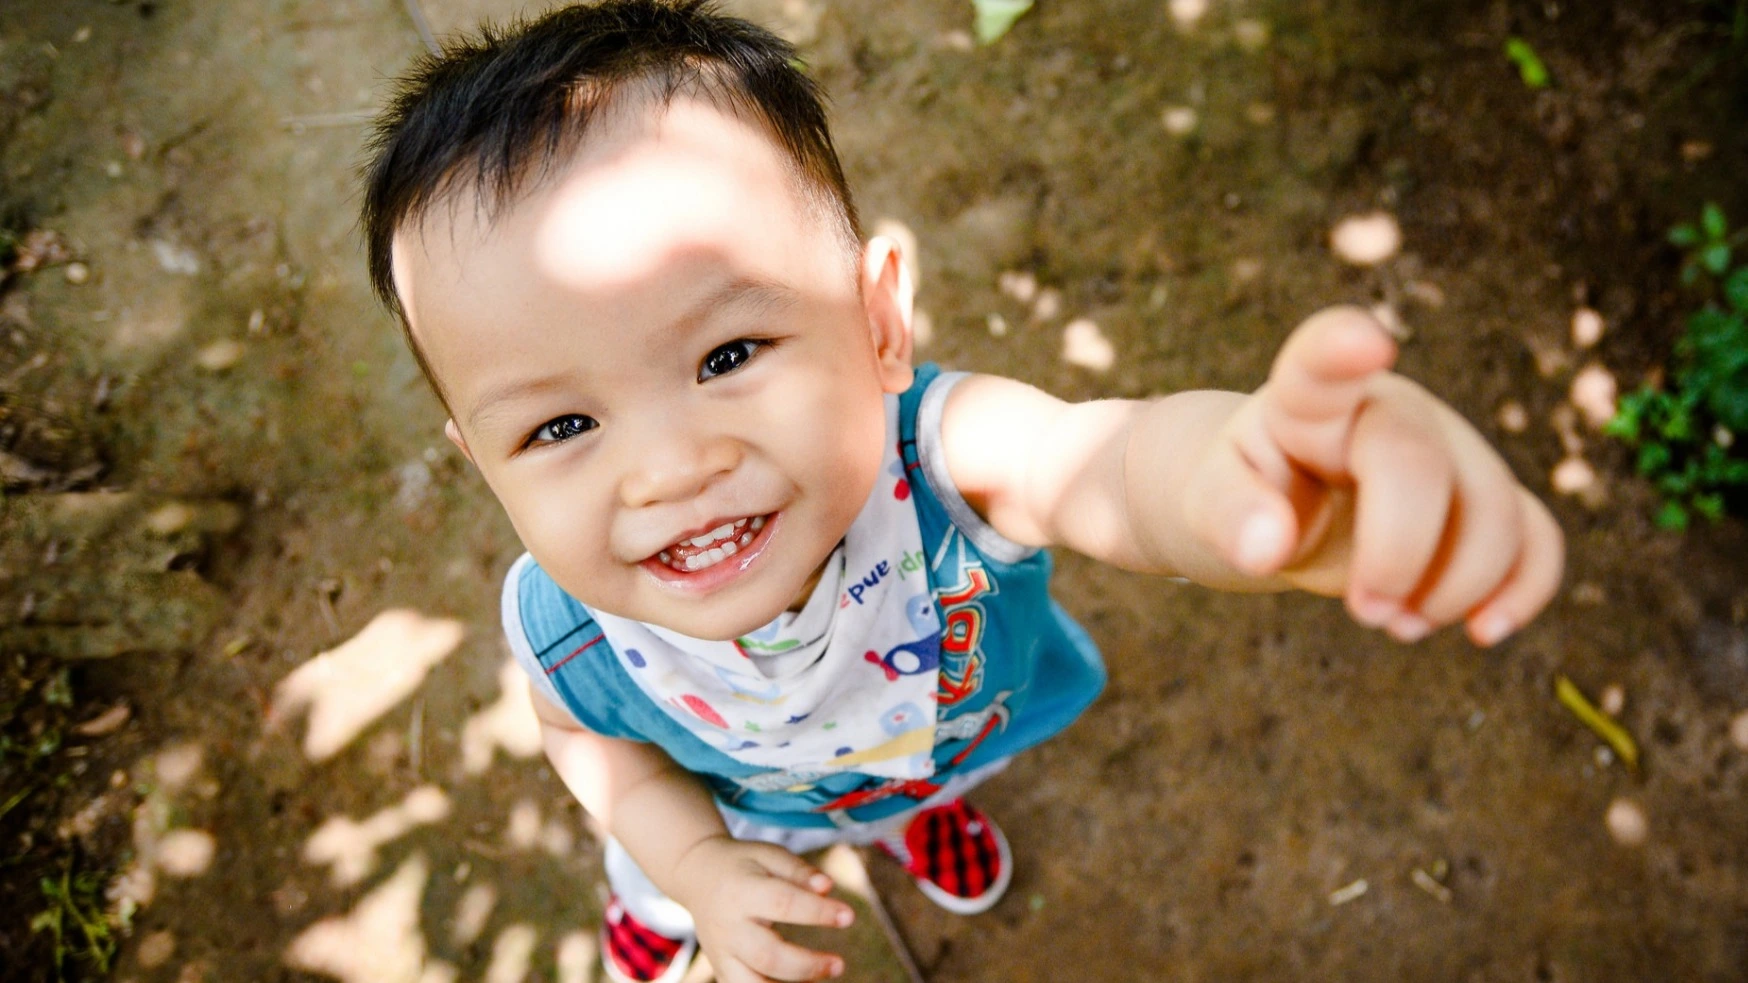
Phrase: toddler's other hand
[
  {"left": 669, "top": 835, "right": 852, "bottom": 982},
  {"left": 1184, "top": 306, "right": 1564, "bottom": 645}
]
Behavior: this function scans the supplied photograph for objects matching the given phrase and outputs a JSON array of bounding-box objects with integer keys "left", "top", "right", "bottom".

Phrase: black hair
[{"left": 359, "top": 0, "right": 861, "bottom": 399}]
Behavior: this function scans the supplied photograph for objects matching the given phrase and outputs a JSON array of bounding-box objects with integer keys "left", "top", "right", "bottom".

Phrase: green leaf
[
  {"left": 1702, "top": 203, "right": 1728, "bottom": 241},
  {"left": 972, "top": 0, "right": 1034, "bottom": 45},
  {"left": 1637, "top": 441, "right": 1672, "bottom": 475},
  {"left": 1703, "top": 243, "right": 1732, "bottom": 276},
  {"left": 1726, "top": 268, "right": 1748, "bottom": 313},
  {"left": 1504, "top": 37, "right": 1551, "bottom": 88},
  {"left": 1669, "top": 224, "right": 1701, "bottom": 247},
  {"left": 1693, "top": 493, "right": 1725, "bottom": 521},
  {"left": 1655, "top": 500, "right": 1690, "bottom": 530}
]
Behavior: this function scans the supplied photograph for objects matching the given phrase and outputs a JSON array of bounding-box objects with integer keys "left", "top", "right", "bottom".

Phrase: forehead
[{"left": 392, "top": 93, "right": 850, "bottom": 396}]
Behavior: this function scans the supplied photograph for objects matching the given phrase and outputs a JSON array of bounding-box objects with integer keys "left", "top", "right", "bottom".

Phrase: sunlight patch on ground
[
  {"left": 450, "top": 882, "right": 498, "bottom": 947},
  {"left": 506, "top": 799, "right": 542, "bottom": 851},
  {"left": 107, "top": 742, "right": 217, "bottom": 918},
  {"left": 304, "top": 786, "right": 452, "bottom": 887},
  {"left": 461, "top": 658, "right": 543, "bottom": 775},
  {"left": 555, "top": 931, "right": 596, "bottom": 983},
  {"left": 271, "top": 609, "right": 466, "bottom": 762},
  {"left": 486, "top": 924, "right": 538, "bottom": 983},
  {"left": 285, "top": 853, "right": 457, "bottom": 983},
  {"left": 156, "top": 829, "right": 217, "bottom": 877}
]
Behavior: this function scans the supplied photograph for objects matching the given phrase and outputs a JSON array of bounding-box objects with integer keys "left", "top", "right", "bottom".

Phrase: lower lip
[{"left": 639, "top": 513, "right": 780, "bottom": 594}]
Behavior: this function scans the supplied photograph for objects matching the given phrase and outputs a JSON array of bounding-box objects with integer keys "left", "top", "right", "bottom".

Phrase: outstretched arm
[{"left": 937, "top": 306, "right": 1564, "bottom": 645}]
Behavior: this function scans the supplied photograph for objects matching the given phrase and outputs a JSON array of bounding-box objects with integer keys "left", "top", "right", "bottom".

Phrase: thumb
[
  {"left": 1261, "top": 306, "right": 1397, "bottom": 479},
  {"left": 1184, "top": 434, "right": 1303, "bottom": 575}
]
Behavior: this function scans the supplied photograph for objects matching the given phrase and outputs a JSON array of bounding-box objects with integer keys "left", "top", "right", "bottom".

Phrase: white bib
[{"left": 590, "top": 397, "right": 941, "bottom": 780}]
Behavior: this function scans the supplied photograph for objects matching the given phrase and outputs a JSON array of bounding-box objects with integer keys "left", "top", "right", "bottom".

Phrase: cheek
[{"left": 489, "top": 467, "right": 619, "bottom": 588}]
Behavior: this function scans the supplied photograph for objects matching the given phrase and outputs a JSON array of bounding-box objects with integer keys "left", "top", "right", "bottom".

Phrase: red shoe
[
  {"left": 600, "top": 894, "right": 696, "bottom": 983},
  {"left": 876, "top": 798, "right": 1013, "bottom": 915}
]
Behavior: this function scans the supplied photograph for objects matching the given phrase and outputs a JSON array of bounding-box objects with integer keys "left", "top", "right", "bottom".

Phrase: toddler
[{"left": 361, "top": 3, "right": 1564, "bottom": 981}]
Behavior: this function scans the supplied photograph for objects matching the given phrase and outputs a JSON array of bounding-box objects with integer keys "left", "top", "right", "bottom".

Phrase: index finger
[{"left": 1262, "top": 306, "right": 1398, "bottom": 479}]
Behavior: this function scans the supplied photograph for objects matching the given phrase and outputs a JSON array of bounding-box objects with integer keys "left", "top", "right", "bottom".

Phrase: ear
[
  {"left": 444, "top": 418, "right": 477, "bottom": 466},
  {"left": 859, "top": 235, "right": 916, "bottom": 395}
]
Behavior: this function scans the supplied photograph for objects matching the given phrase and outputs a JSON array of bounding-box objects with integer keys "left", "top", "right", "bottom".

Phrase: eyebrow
[{"left": 461, "top": 274, "right": 800, "bottom": 432}]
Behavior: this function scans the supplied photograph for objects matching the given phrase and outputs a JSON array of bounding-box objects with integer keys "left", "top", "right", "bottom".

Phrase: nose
[{"left": 618, "top": 414, "right": 742, "bottom": 508}]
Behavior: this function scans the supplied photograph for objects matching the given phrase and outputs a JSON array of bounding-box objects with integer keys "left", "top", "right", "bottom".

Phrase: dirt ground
[{"left": 2, "top": 0, "right": 1747, "bottom": 980}]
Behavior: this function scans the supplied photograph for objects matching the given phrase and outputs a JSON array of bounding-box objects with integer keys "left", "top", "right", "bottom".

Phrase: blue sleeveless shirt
[{"left": 502, "top": 364, "right": 1106, "bottom": 829}]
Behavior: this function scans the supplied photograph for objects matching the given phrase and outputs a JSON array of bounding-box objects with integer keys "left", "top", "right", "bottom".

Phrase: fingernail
[
  {"left": 810, "top": 874, "right": 832, "bottom": 892},
  {"left": 1388, "top": 613, "right": 1432, "bottom": 643},
  {"left": 1349, "top": 592, "right": 1399, "bottom": 628},
  {"left": 1236, "top": 513, "right": 1285, "bottom": 572},
  {"left": 831, "top": 960, "right": 845, "bottom": 977},
  {"left": 837, "top": 909, "right": 853, "bottom": 927},
  {"left": 1471, "top": 611, "right": 1513, "bottom": 647}
]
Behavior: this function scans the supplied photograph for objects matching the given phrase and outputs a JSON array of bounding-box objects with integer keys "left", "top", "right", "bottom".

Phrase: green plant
[
  {"left": 1504, "top": 37, "right": 1551, "bottom": 89},
  {"left": 30, "top": 855, "right": 117, "bottom": 981},
  {"left": 1606, "top": 204, "right": 1748, "bottom": 530}
]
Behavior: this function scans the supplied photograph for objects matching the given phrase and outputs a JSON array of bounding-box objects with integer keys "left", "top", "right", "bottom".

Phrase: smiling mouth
[{"left": 655, "top": 514, "right": 769, "bottom": 573}]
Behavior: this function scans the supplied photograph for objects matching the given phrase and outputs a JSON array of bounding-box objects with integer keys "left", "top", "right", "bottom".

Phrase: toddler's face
[{"left": 394, "top": 95, "right": 912, "bottom": 640}]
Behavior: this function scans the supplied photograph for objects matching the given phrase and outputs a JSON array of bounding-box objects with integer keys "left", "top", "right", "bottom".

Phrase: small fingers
[
  {"left": 1345, "top": 403, "right": 1455, "bottom": 631},
  {"left": 745, "top": 843, "right": 835, "bottom": 895},
  {"left": 1263, "top": 306, "right": 1399, "bottom": 478},
  {"left": 746, "top": 876, "right": 854, "bottom": 929},
  {"left": 1464, "top": 489, "right": 1565, "bottom": 646},
  {"left": 730, "top": 926, "right": 846, "bottom": 982},
  {"left": 1404, "top": 453, "right": 1523, "bottom": 632}
]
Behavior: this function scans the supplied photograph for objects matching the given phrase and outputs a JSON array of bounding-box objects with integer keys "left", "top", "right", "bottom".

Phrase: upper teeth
[{"left": 687, "top": 517, "right": 750, "bottom": 548}]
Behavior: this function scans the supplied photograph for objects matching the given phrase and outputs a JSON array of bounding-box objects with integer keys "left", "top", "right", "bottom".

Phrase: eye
[
  {"left": 529, "top": 414, "right": 597, "bottom": 446},
  {"left": 698, "top": 339, "right": 765, "bottom": 382}
]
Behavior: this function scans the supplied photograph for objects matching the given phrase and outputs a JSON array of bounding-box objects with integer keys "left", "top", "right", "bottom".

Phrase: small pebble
[
  {"left": 64, "top": 262, "right": 89, "bottom": 284},
  {"left": 998, "top": 270, "right": 1038, "bottom": 303},
  {"left": 1496, "top": 400, "right": 1529, "bottom": 434},
  {"left": 72, "top": 26, "right": 93, "bottom": 44},
  {"left": 1571, "top": 307, "right": 1605, "bottom": 349},
  {"left": 1569, "top": 364, "right": 1618, "bottom": 429},
  {"left": 146, "top": 502, "right": 195, "bottom": 535},
  {"left": 1551, "top": 456, "right": 1596, "bottom": 496},
  {"left": 1161, "top": 106, "right": 1199, "bottom": 136},
  {"left": 1605, "top": 798, "right": 1648, "bottom": 847},
  {"left": 1232, "top": 19, "right": 1271, "bottom": 51},
  {"left": 1168, "top": 0, "right": 1208, "bottom": 27},
  {"left": 1404, "top": 280, "right": 1447, "bottom": 308},
  {"left": 1231, "top": 258, "right": 1264, "bottom": 283},
  {"left": 1329, "top": 212, "right": 1402, "bottom": 266},
  {"left": 1728, "top": 710, "right": 1748, "bottom": 752},
  {"left": 1062, "top": 318, "right": 1115, "bottom": 372},
  {"left": 105, "top": 160, "right": 123, "bottom": 178},
  {"left": 1570, "top": 582, "right": 1605, "bottom": 606},
  {"left": 1593, "top": 745, "right": 1615, "bottom": 768},
  {"left": 986, "top": 312, "right": 1009, "bottom": 338},
  {"left": 1714, "top": 425, "right": 1734, "bottom": 450},
  {"left": 1032, "top": 287, "right": 1063, "bottom": 322},
  {"left": 72, "top": 704, "right": 131, "bottom": 737},
  {"left": 1369, "top": 302, "right": 1409, "bottom": 341},
  {"left": 1599, "top": 684, "right": 1625, "bottom": 717},
  {"left": 1680, "top": 140, "right": 1714, "bottom": 163},
  {"left": 195, "top": 339, "right": 244, "bottom": 372},
  {"left": 137, "top": 931, "right": 176, "bottom": 969},
  {"left": 1244, "top": 103, "right": 1276, "bottom": 125}
]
